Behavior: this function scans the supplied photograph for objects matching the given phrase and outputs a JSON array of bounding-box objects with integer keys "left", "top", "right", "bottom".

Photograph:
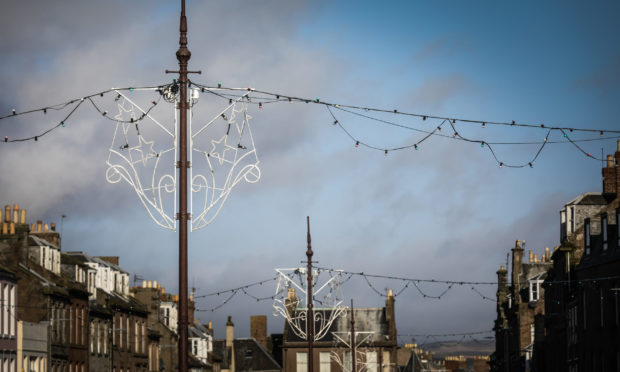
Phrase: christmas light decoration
[
  {"left": 273, "top": 267, "right": 347, "bottom": 341},
  {"left": 104, "top": 87, "right": 260, "bottom": 231}
]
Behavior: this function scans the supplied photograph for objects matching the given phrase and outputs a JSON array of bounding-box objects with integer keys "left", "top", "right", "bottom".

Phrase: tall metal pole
[
  {"left": 350, "top": 299, "right": 356, "bottom": 372},
  {"left": 175, "top": 0, "right": 190, "bottom": 371},
  {"left": 306, "top": 216, "right": 314, "bottom": 372}
]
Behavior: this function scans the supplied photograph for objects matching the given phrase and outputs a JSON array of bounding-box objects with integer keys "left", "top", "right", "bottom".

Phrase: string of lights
[
  {"left": 188, "top": 82, "right": 619, "bottom": 166},
  {"left": 189, "top": 82, "right": 620, "bottom": 134},
  {"left": 3, "top": 81, "right": 618, "bottom": 168},
  {"left": 0, "top": 83, "right": 174, "bottom": 143},
  {"left": 189, "top": 267, "right": 620, "bottom": 312},
  {"left": 193, "top": 276, "right": 277, "bottom": 299}
]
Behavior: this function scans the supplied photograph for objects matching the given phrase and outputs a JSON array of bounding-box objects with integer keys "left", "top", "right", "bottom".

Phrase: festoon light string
[
  {"left": 3, "top": 81, "right": 618, "bottom": 168},
  {"left": 0, "top": 83, "right": 176, "bottom": 143},
  {"left": 191, "top": 265, "right": 620, "bottom": 312},
  {"left": 189, "top": 81, "right": 620, "bottom": 167}
]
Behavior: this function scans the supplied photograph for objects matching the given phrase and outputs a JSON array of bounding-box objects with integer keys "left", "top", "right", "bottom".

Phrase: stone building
[
  {"left": 0, "top": 265, "right": 17, "bottom": 371},
  {"left": 539, "top": 143, "right": 620, "bottom": 372},
  {"left": 491, "top": 240, "right": 552, "bottom": 372},
  {"left": 213, "top": 316, "right": 281, "bottom": 372},
  {"left": 281, "top": 290, "right": 397, "bottom": 372},
  {"left": 0, "top": 205, "right": 90, "bottom": 372},
  {"left": 17, "top": 320, "right": 48, "bottom": 372},
  {"left": 131, "top": 280, "right": 207, "bottom": 371}
]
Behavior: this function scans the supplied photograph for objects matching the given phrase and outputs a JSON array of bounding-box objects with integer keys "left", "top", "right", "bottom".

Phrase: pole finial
[{"left": 306, "top": 216, "right": 313, "bottom": 258}]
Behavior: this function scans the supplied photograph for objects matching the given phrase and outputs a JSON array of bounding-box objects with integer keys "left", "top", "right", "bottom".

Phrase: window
[
  {"left": 585, "top": 218, "right": 591, "bottom": 255},
  {"left": 9, "top": 284, "right": 15, "bottom": 337},
  {"left": 90, "top": 323, "right": 95, "bottom": 353},
  {"left": 296, "top": 352, "right": 308, "bottom": 372},
  {"left": 366, "top": 351, "right": 378, "bottom": 372},
  {"left": 583, "top": 291, "right": 587, "bottom": 330},
  {"left": 104, "top": 323, "right": 108, "bottom": 355},
  {"left": 69, "top": 307, "right": 74, "bottom": 344},
  {"left": 3, "top": 283, "right": 8, "bottom": 336},
  {"left": 602, "top": 214, "right": 608, "bottom": 251},
  {"left": 320, "top": 352, "right": 331, "bottom": 372},
  {"left": 529, "top": 280, "right": 543, "bottom": 301}
]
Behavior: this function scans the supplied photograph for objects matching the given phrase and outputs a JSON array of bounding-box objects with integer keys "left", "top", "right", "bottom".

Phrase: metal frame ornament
[
  {"left": 106, "top": 89, "right": 261, "bottom": 231},
  {"left": 273, "top": 268, "right": 347, "bottom": 341}
]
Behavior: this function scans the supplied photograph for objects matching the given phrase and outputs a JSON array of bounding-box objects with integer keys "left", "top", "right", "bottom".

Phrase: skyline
[{"left": 1, "top": 0, "right": 620, "bottom": 342}]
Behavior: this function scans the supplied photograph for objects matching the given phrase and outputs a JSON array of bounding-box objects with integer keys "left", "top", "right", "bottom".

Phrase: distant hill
[{"left": 420, "top": 340, "right": 494, "bottom": 358}]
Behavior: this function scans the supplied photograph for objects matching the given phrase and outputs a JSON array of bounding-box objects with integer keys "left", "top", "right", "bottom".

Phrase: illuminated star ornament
[
  {"left": 190, "top": 92, "right": 261, "bottom": 231},
  {"left": 106, "top": 89, "right": 177, "bottom": 230},
  {"left": 105, "top": 88, "right": 261, "bottom": 232}
]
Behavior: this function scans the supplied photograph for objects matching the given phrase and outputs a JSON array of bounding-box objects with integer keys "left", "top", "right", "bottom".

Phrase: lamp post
[
  {"left": 165, "top": 1, "right": 200, "bottom": 370},
  {"left": 305, "top": 216, "right": 315, "bottom": 372}
]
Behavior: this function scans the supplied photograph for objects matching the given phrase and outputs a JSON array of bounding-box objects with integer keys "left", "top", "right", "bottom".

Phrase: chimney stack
[
  {"left": 511, "top": 240, "right": 524, "bottom": 303},
  {"left": 250, "top": 315, "right": 268, "bottom": 349},
  {"left": 12, "top": 204, "right": 19, "bottom": 223},
  {"left": 226, "top": 316, "right": 235, "bottom": 347},
  {"left": 603, "top": 140, "right": 620, "bottom": 194}
]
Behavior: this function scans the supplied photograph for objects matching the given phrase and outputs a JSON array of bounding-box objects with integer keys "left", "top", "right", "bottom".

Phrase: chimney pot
[
  {"left": 4, "top": 205, "right": 10, "bottom": 222},
  {"left": 9, "top": 222, "right": 15, "bottom": 235},
  {"left": 529, "top": 250, "right": 533, "bottom": 262},
  {"left": 608, "top": 154, "right": 614, "bottom": 168},
  {"left": 20, "top": 210, "right": 26, "bottom": 224},
  {"left": 37, "top": 220, "right": 42, "bottom": 232},
  {"left": 51, "top": 222, "right": 56, "bottom": 231},
  {"left": 44, "top": 224, "right": 49, "bottom": 232},
  {"left": 142, "top": 280, "right": 146, "bottom": 288},
  {"left": 2, "top": 222, "right": 7, "bottom": 235},
  {"left": 12, "top": 204, "right": 19, "bottom": 223}
]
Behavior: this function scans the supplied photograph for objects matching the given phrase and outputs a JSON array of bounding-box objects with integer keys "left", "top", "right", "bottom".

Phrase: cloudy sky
[{"left": 1, "top": 0, "right": 620, "bottom": 346}]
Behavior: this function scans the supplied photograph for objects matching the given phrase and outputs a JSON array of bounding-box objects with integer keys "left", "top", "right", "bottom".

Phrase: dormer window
[
  {"left": 585, "top": 218, "right": 591, "bottom": 255},
  {"left": 602, "top": 213, "right": 608, "bottom": 251},
  {"left": 529, "top": 279, "right": 543, "bottom": 301}
]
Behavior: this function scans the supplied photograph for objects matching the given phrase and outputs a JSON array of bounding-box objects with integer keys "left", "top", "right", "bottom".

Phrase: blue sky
[{"left": 1, "top": 0, "right": 619, "bottom": 345}]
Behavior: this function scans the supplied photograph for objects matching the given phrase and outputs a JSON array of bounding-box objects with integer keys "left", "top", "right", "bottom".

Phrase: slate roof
[
  {"left": 213, "top": 338, "right": 281, "bottom": 372},
  {"left": 565, "top": 192, "right": 616, "bottom": 206}
]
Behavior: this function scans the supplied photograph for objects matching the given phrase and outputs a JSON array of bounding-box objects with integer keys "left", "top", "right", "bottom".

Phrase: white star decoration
[
  {"left": 209, "top": 135, "right": 235, "bottom": 165},
  {"left": 131, "top": 135, "right": 156, "bottom": 166}
]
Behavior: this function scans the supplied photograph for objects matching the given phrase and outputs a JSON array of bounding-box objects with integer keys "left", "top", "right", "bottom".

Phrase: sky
[{"left": 1, "top": 0, "right": 620, "bottom": 347}]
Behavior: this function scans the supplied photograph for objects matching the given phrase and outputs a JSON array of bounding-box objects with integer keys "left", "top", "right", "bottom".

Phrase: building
[
  {"left": 64, "top": 251, "right": 150, "bottom": 372},
  {"left": 491, "top": 240, "right": 552, "bottom": 372},
  {"left": 0, "top": 205, "right": 90, "bottom": 372},
  {"left": 17, "top": 320, "right": 48, "bottom": 372},
  {"left": 131, "top": 280, "right": 209, "bottom": 371},
  {"left": 213, "top": 316, "right": 281, "bottom": 372},
  {"left": 281, "top": 290, "right": 397, "bottom": 372},
  {"left": 0, "top": 265, "right": 17, "bottom": 371},
  {"left": 539, "top": 144, "right": 620, "bottom": 372}
]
